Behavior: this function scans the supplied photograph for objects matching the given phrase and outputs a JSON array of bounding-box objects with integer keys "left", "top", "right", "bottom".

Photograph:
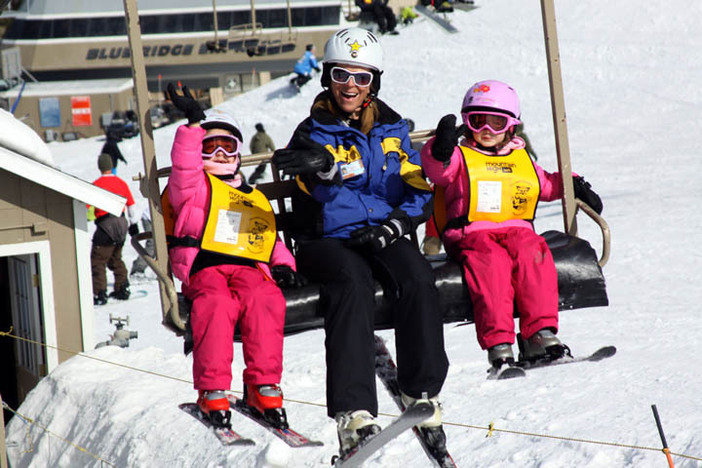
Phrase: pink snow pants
[
  {"left": 186, "top": 264, "right": 286, "bottom": 391},
  {"left": 448, "top": 227, "right": 559, "bottom": 350}
]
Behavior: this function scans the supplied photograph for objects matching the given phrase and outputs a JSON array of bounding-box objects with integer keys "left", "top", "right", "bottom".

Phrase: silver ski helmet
[
  {"left": 321, "top": 28, "right": 384, "bottom": 94},
  {"left": 201, "top": 109, "right": 243, "bottom": 142}
]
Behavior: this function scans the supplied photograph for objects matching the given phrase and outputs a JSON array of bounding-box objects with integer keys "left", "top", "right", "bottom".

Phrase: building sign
[
  {"left": 71, "top": 96, "right": 92, "bottom": 126},
  {"left": 38, "top": 97, "right": 60, "bottom": 128}
]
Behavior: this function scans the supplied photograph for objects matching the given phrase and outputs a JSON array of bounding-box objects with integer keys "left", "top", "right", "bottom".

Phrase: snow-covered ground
[{"left": 5, "top": 0, "right": 702, "bottom": 466}]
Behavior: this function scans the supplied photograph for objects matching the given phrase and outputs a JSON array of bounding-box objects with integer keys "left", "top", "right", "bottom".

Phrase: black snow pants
[{"left": 296, "top": 236, "right": 449, "bottom": 418}]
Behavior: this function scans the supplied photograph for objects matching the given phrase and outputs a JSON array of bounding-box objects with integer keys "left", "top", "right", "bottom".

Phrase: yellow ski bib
[
  {"left": 162, "top": 173, "right": 277, "bottom": 263},
  {"left": 433, "top": 146, "right": 540, "bottom": 234},
  {"left": 462, "top": 146, "right": 540, "bottom": 223}
]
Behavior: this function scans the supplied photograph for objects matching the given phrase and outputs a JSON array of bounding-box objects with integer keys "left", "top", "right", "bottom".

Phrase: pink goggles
[
  {"left": 202, "top": 135, "right": 241, "bottom": 159},
  {"left": 462, "top": 111, "right": 520, "bottom": 134}
]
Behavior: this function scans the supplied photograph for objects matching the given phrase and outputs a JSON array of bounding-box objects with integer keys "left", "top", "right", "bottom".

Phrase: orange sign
[{"left": 71, "top": 96, "right": 92, "bottom": 126}]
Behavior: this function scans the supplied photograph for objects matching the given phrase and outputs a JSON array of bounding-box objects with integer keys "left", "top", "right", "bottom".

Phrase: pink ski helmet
[{"left": 461, "top": 80, "right": 521, "bottom": 121}]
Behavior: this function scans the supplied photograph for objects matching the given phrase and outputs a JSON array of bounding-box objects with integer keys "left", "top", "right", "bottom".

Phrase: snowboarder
[
  {"left": 291, "top": 44, "right": 321, "bottom": 89},
  {"left": 164, "top": 83, "right": 306, "bottom": 429},
  {"left": 89, "top": 153, "right": 139, "bottom": 305},
  {"left": 272, "top": 28, "right": 449, "bottom": 458},
  {"left": 247, "top": 122, "right": 276, "bottom": 185},
  {"left": 421, "top": 80, "right": 603, "bottom": 373}
]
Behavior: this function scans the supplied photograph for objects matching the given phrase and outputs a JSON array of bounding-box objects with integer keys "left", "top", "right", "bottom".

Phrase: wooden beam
[
  {"left": 541, "top": 0, "right": 578, "bottom": 236},
  {"left": 123, "top": 0, "right": 181, "bottom": 329}
]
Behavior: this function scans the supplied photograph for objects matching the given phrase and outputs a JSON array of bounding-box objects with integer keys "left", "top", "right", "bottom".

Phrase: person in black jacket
[
  {"left": 355, "top": 0, "right": 398, "bottom": 34},
  {"left": 101, "top": 129, "right": 127, "bottom": 174}
]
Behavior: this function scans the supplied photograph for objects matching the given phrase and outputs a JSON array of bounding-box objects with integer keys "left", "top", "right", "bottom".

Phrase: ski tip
[
  {"left": 487, "top": 366, "right": 527, "bottom": 380},
  {"left": 591, "top": 345, "right": 617, "bottom": 360}
]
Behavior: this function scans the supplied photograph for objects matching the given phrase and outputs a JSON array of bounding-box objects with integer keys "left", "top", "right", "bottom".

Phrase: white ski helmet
[
  {"left": 201, "top": 109, "right": 243, "bottom": 141},
  {"left": 321, "top": 28, "right": 384, "bottom": 93}
]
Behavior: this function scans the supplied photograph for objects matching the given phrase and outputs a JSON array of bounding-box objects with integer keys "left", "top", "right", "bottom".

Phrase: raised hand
[{"left": 166, "top": 82, "right": 206, "bottom": 125}]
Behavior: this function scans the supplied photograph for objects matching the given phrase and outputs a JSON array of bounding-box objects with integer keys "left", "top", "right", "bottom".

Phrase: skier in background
[
  {"left": 356, "top": 0, "right": 399, "bottom": 34},
  {"left": 164, "top": 83, "right": 306, "bottom": 429},
  {"left": 247, "top": 122, "right": 276, "bottom": 185},
  {"left": 291, "top": 44, "right": 321, "bottom": 89},
  {"left": 101, "top": 129, "right": 127, "bottom": 174},
  {"left": 89, "top": 153, "right": 139, "bottom": 305},
  {"left": 421, "top": 80, "right": 603, "bottom": 376}
]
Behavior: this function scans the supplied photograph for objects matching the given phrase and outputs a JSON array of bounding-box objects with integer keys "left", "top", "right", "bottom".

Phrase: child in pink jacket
[
  {"left": 421, "top": 80, "right": 602, "bottom": 375},
  {"left": 165, "top": 83, "right": 304, "bottom": 428}
]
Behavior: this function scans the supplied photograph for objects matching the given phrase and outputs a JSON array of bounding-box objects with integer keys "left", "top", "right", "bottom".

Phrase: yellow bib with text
[
  {"left": 199, "top": 173, "right": 277, "bottom": 263},
  {"left": 462, "top": 146, "right": 540, "bottom": 223}
]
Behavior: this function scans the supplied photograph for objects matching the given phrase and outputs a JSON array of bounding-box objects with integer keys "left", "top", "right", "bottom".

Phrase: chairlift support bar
[
  {"left": 541, "top": 0, "right": 577, "bottom": 236},
  {"left": 123, "top": 0, "right": 181, "bottom": 329}
]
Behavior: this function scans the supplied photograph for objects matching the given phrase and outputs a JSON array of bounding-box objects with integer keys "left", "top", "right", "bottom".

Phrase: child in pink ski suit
[
  {"left": 165, "top": 83, "right": 303, "bottom": 427},
  {"left": 421, "top": 80, "right": 602, "bottom": 371}
]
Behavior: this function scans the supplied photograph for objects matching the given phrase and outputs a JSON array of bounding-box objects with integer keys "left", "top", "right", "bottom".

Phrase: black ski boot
[
  {"left": 109, "top": 282, "right": 131, "bottom": 300},
  {"left": 93, "top": 290, "right": 108, "bottom": 306}
]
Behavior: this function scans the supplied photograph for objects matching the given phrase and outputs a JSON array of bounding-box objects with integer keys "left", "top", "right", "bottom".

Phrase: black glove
[
  {"left": 128, "top": 224, "right": 139, "bottom": 237},
  {"left": 271, "top": 265, "right": 308, "bottom": 289},
  {"left": 166, "top": 82, "right": 205, "bottom": 124},
  {"left": 347, "top": 217, "right": 409, "bottom": 253},
  {"left": 272, "top": 132, "right": 334, "bottom": 176},
  {"left": 431, "top": 114, "right": 466, "bottom": 163},
  {"left": 572, "top": 176, "right": 603, "bottom": 215}
]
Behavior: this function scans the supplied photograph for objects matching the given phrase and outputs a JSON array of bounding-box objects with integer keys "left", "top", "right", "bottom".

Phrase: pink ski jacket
[
  {"left": 167, "top": 124, "right": 296, "bottom": 286},
  {"left": 421, "top": 136, "right": 566, "bottom": 249}
]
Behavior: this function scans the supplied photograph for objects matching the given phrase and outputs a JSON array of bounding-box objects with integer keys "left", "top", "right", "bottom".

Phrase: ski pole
[{"left": 651, "top": 404, "right": 675, "bottom": 468}]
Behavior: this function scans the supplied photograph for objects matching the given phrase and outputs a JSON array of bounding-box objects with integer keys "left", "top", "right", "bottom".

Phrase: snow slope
[{"left": 5, "top": 0, "right": 702, "bottom": 467}]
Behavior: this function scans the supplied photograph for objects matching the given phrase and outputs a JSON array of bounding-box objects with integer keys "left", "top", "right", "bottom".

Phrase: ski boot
[
  {"left": 400, "top": 392, "right": 448, "bottom": 461},
  {"left": 109, "top": 282, "right": 131, "bottom": 300},
  {"left": 245, "top": 383, "right": 288, "bottom": 429},
  {"left": 335, "top": 409, "right": 382, "bottom": 457},
  {"left": 197, "top": 390, "right": 231, "bottom": 428},
  {"left": 517, "top": 329, "right": 572, "bottom": 363},
  {"left": 487, "top": 343, "right": 525, "bottom": 379},
  {"left": 93, "top": 290, "right": 108, "bottom": 306}
]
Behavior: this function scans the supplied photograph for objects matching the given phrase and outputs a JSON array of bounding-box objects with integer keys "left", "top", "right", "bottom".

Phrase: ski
[
  {"left": 333, "top": 401, "right": 434, "bottom": 467},
  {"left": 374, "top": 335, "right": 459, "bottom": 468},
  {"left": 179, "top": 403, "right": 255, "bottom": 446},
  {"left": 226, "top": 394, "right": 323, "bottom": 448},
  {"left": 516, "top": 346, "right": 617, "bottom": 370},
  {"left": 415, "top": 5, "right": 459, "bottom": 34}
]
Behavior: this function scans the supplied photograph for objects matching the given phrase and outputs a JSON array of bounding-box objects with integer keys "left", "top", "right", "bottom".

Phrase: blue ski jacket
[
  {"left": 290, "top": 92, "right": 433, "bottom": 239},
  {"left": 293, "top": 51, "right": 319, "bottom": 76}
]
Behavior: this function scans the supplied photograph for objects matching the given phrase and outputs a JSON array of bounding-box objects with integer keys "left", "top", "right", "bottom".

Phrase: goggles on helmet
[
  {"left": 330, "top": 66, "right": 374, "bottom": 88},
  {"left": 462, "top": 111, "right": 519, "bottom": 135},
  {"left": 202, "top": 135, "right": 241, "bottom": 159}
]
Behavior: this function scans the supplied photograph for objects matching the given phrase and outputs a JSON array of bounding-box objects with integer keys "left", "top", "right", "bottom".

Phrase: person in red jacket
[{"left": 90, "top": 153, "right": 139, "bottom": 305}]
